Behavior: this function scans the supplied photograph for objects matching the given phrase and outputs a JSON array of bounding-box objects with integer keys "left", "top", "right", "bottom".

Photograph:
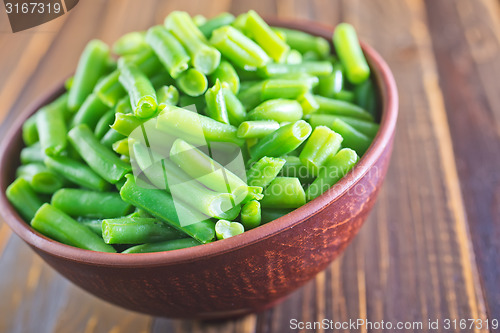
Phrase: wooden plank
[{"left": 424, "top": 0, "right": 500, "bottom": 325}]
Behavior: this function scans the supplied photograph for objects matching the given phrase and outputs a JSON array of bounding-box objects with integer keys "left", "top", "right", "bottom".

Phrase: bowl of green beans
[{"left": 0, "top": 11, "right": 397, "bottom": 319}]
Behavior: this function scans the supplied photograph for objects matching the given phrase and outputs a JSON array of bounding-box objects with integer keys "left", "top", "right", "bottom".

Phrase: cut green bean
[
  {"left": 249, "top": 120, "right": 311, "bottom": 161},
  {"left": 145, "top": 25, "right": 190, "bottom": 78},
  {"left": 165, "top": 11, "right": 221, "bottom": 74},
  {"left": 20, "top": 143, "right": 45, "bottom": 164},
  {"left": 260, "top": 61, "right": 333, "bottom": 77},
  {"left": 112, "top": 138, "right": 129, "bottom": 156},
  {"left": 244, "top": 185, "right": 264, "bottom": 202},
  {"left": 317, "top": 62, "right": 343, "bottom": 98},
  {"left": 100, "top": 128, "right": 126, "bottom": 149},
  {"left": 240, "top": 200, "right": 261, "bottom": 230},
  {"left": 111, "top": 113, "right": 146, "bottom": 136},
  {"left": 261, "top": 177, "right": 306, "bottom": 209},
  {"left": 68, "top": 124, "right": 131, "bottom": 184},
  {"left": 285, "top": 49, "right": 302, "bottom": 64},
  {"left": 45, "top": 155, "right": 109, "bottom": 191},
  {"left": 157, "top": 105, "right": 244, "bottom": 146},
  {"left": 115, "top": 96, "right": 133, "bottom": 114},
  {"left": 199, "top": 12, "right": 235, "bottom": 38},
  {"left": 305, "top": 148, "right": 359, "bottom": 200},
  {"left": 335, "top": 90, "right": 355, "bottom": 103},
  {"left": 330, "top": 119, "right": 373, "bottom": 156},
  {"left": 120, "top": 174, "right": 216, "bottom": 243},
  {"left": 222, "top": 84, "right": 246, "bottom": 126},
  {"left": 278, "top": 155, "right": 315, "bottom": 184},
  {"left": 122, "top": 238, "right": 200, "bottom": 253},
  {"left": 102, "top": 217, "right": 183, "bottom": 244},
  {"left": 261, "top": 79, "right": 311, "bottom": 100},
  {"left": 314, "top": 95, "right": 373, "bottom": 121},
  {"left": 237, "top": 120, "right": 280, "bottom": 139},
  {"left": 78, "top": 219, "right": 103, "bottom": 236},
  {"left": 52, "top": 188, "right": 133, "bottom": 219},
  {"left": 298, "top": 92, "right": 319, "bottom": 115},
  {"left": 94, "top": 109, "right": 116, "bottom": 140},
  {"left": 299, "top": 126, "right": 343, "bottom": 175},
  {"left": 36, "top": 99, "right": 67, "bottom": 156},
  {"left": 176, "top": 68, "right": 208, "bottom": 97},
  {"left": 248, "top": 99, "right": 303, "bottom": 123},
  {"left": 113, "top": 31, "right": 148, "bottom": 56},
  {"left": 118, "top": 58, "right": 158, "bottom": 118},
  {"left": 355, "top": 78, "right": 378, "bottom": 117},
  {"left": 205, "top": 79, "right": 230, "bottom": 124},
  {"left": 6, "top": 178, "right": 44, "bottom": 221},
  {"left": 237, "top": 81, "right": 265, "bottom": 110},
  {"left": 31, "top": 204, "right": 116, "bottom": 252},
  {"left": 157, "top": 85, "right": 179, "bottom": 111},
  {"left": 210, "top": 25, "right": 270, "bottom": 70},
  {"left": 244, "top": 10, "right": 289, "bottom": 62},
  {"left": 247, "top": 155, "right": 286, "bottom": 189},
  {"left": 71, "top": 93, "right": 109, "bottom": 130},
  {"left": 274, "top": 27, "right": 330, "bottom": 58},
  {"left": 68, "top": 40, "right": 110, "bottom": 111},
  {"left": 215, "top": 219, "right": 245, "bottom": 240},
  {"left": 333, "top": 23, "right": 370, "bottom": 84},
  {"left": 22, "top": 114, "right": 39, "bottom": 146},
  {"left": 209, "top": 60, "right": 240, "bottom": 94},
  {"left": 308, "top": 114, "right": 380, "bottom": 138},
  {"left": 17, "top": 163, "right": 64, "bottom": 194},
  {"left": 193, "top": 15, "right": 207, "bottom": 26}
]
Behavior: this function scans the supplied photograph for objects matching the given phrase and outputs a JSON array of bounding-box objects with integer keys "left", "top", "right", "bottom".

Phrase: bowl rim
[{"left": 0, "top": 18, "right": 398, "bottom": 267}]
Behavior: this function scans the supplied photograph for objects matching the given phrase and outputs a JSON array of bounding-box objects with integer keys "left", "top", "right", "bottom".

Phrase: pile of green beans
[{"left": 6, "top": 11, "right": 380, "bottom": 253}]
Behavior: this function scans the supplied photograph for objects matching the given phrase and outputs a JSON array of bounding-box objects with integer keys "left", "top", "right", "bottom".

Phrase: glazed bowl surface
[{"left": 0, "top": 18, "right": 398, "bottom": 319}]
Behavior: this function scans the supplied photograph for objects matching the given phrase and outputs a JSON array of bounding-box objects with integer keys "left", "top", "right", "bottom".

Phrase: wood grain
[{"left": 0, "top": 0, "right": 498, "bottom": 332}]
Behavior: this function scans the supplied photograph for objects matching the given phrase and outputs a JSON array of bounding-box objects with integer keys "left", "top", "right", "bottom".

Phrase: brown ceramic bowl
[{"left": 0, "top": 18, "right": 397, "bottom": 319}]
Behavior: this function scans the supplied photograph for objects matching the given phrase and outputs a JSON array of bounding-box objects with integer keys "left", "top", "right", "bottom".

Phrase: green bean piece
[
  {"left": 355, "top": 78, "right": 378, "bottom": 117},
  {"left": 36, "top": 100, "right": 67, "bottom": 156},
  {"left": 78, "top": 219, "right": 103, "bottom": 236},
  {"left": 205, "top": 79, "right": 230, "bottom": 124},
  {"left": 71, "top": 93, "right": 109, "bottom": 130},
  {"left": 222, "top": 84, "right": 246, "bottom": 126},
  {"left": 100, "top": 128, "right": 126, "bottom": 149},
  {"left": 246, "top": 156, "right": 286, "bottom": 188},
  {"left": 274, "top": 73, "right": 319, "bottom": 89},
  {"left": 112, "top": 138, "right": 129, "bottom": 156},
  {"left": 210, "top": 25, "right": 270, "bottom": 70},
  {"left": 102, "top": 217, "right": 183, "bottom": 244},
  {"left": 330, "top": 119, "right": 373, "bottom": 156},
  {"left": 261, "top": 208, "right": 292, "bottom": 224},
  {"left": 298, "top": 92, "right": 319, "bottom": 115},
  {"left": 156, "top": 85, "right": 179, "bottom": 111},
  {"left": 305, "top": 148, "right": 359, "bottom": 200},
  {"left": 165, "top": 11, "right": 221, "bottom": 75},
  {"left": 199, "top": 12, "right": 235, "bottom": 38},
  {"left": 169, "top": 139, "right": 248, "bottom": 203},
  {"left": 16, "top": 163, "right": 64, "bottom": 194},
  {"left": 6, "top": 178, "right": 44, "bottom": 221},
  {"left": 209, "top": 60, "right": 240, "bottom": 94},
  {"left": 335, "top": 90, "right": 356, "bottom": 103},
  {"left": 118, "top": 59, "right": 158, "bottom": 119},
  {"left": 244, "top": 185, "right": 264, "bottom": 202},
  {"left": 261, "top": 79, "right": 311, "bottom": 101},
  {"left": 176, "top": 68, "right": 208, "bottom": 97},
  {"left": 215, "top": 220, "right": 245, "bottom": 240},
  {"left": 31, "top": 204, "right": 116, "bottom": 253},
  {"left": 249, "top": 120, "right": 311, "bottom": 161},
  {"left": 68, "top": 125, "right": 131, "bottom": 184},
  {"left": 231, "top": 12, "right": 248, "bottom": 29},
  {"left": 120, "top": 174, "right": 216, "bottom": 243},
  {"left": 278, "top": 155, "right": 315, "bottom": 184},
  {"left": 308, "top": 114, "right": 380, "bottom": 138},
  {"left": 237, "top": 120, "right": 280, "bottom": 139},
  {"left": 22, "top": 114, "right": 39, "bottom": 146},
  {"left": 261, "top": 177, "right": 306, "bottom": 209},
  {"left": 157, "top": 105, "right": 244, "bottom": 146},
  {"left": 20, "top": 143, "right": 45, "bottom": 164},
  {"left": 285, "top": 49, "right": 302, "bottom": 64},
  {"left": 51, "top": 188, "right": 133, "bottom": 219},
  {"left": 260, "top": 61, "right": 333, "bottom": 78},
  {"left": 111, "top": 113, "right": 146, "bottom": 136},
  {"left": 94, "top": 109, "right": 116, "bottom": 140},
  {"left": 122, "top": 238, "right": 200, "bottom": 253},
  {"left": 241, "top": 200, "right": 261, "bottom": 230},
  {"left": 274, "top": 27, "right": 330, "bottom": 58},
  {"left": 68, "top": 40, "right": 110, "bottom": 111},
  {"left": 317, "top": 62, "right": 343, "bottom": 98},
  {"left": 146, "top": 26, "right": 190, "bottom": 79},
  {"left": 299, "top": 126, "right": 343, "bottom": 175},
  {"left": 113, "top": 31, "right": 148, "bottom": 56},
  {"left": 237, "top": 81, "right": 265, "bottom": 110},
  {"left": 333, "top": 23, "right": 370, "bottom": 84},
  {"left": 45, "top": 155, "right": 109, "bottom": 191},
  {"left": 244, "top": 10, "right": 289, "bottom": 62},
  {"left": 248, "top": 99, "right": 303, "bottom": 123},
  {"left": 314, "top": 95, "right": 373, "bottom": 121},
  {"left": 115, "top": 96, "right": 133, "bottom": 114}
]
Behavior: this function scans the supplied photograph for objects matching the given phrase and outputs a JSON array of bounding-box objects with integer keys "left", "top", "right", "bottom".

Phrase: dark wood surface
[{"left": 0, "top": 0, "right": 498, "bottom": 332}]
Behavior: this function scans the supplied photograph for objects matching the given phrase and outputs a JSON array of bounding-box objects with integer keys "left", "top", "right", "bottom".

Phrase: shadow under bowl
[{"left": 0, "top": 18, "right": 398, "bottom": 319}]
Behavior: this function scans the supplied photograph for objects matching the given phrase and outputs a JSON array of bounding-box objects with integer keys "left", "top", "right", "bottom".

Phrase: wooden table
[{"left": 0, "top": 0, "right": 499, "bottom": 332}]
